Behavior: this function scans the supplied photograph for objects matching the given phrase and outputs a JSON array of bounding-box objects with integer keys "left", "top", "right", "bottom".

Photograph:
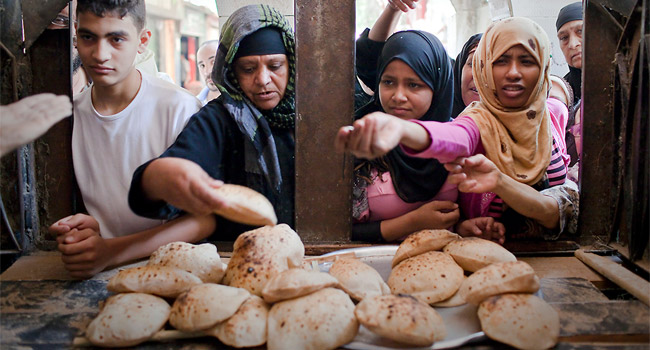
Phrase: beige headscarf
[{"left": 463, "top": 17, "right": 552, "bottom": 185}]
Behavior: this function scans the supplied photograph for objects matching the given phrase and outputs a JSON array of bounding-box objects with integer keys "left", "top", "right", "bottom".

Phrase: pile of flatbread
[
  {"left": 381, "top": 229, "right": 560, "bottom": 349},
  {"left": 82, "top": 199, "right": 559, "bottom": 350}
]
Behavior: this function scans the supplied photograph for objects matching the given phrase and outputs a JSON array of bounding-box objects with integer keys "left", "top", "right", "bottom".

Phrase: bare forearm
[
  {"left": 380, "top": 213, "right": 420, "bottom": 242},
  {"left": 368, "top": 5, "right": 401, "bottom": 41},
  {"left": 105, "top": 214, "right": 217, "bottom": 267},
  {"left": 141, "top": 158, "right": 169, "bottom": 202},
  {"left": 494, "top": 174, "right": 560, "bottom": 229},
  {"left": 400, "top": 120, "right": 431, "bottom": 152}
]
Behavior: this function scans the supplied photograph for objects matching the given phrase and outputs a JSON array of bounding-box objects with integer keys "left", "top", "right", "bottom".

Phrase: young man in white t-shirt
[{"left": 49, "top": 0, "right": 216, "bottom": 278}]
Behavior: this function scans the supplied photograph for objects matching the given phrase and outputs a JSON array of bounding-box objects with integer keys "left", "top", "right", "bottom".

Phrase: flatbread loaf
[
  {"left": 355, "top": 294, "right": 446, "bottom": 346},
  {"left": 433, "top": 275, "right": 467, "bottom": 307},
  {"left": 86, "top": 293, "right": 170, "bottom": 347},
  {"left": 388, "top": 251, "right": 464, "bottom": 304},
  {"left": 212, "top": 184, "right": 277, "bottom": 226},
  {"left": 460, "top": 261, "right": 540, "bottom": 305},
  {"left": 205, "top": 295, "right": 269, "bottom": 348},
  {"left": 267, "top": 288, "right": 358, "bottom": 350},
  {"left": 169, "top": 283, "right": 250, "bottom": 332},
  {"left": 223, "top": 224, "right": 304, "bottom": 296},
  {"left": 262, "top": 268, "right": 339, "bottom": 303},
  {"left": 443, "top": 237, "right": 516, "bottom": 272},
  {"left": 392, "top": 229, "right": 460, "bottom": 267},
  {"left": 106, "top": 265, "right": 202, "bottom": 298},
  {"left": 328, "top": 257, "right": 390, "bottom": 301},
  {"left": 148, "top": 242, "right": 226, "bottom": 283},
  {"left": 478, "top": 293, "right": 559, "bottom": 349}
]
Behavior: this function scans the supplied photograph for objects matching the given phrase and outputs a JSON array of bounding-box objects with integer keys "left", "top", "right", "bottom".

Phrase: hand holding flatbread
[{"left": 211, "top": 184, "right": 277, "bottom": 226}]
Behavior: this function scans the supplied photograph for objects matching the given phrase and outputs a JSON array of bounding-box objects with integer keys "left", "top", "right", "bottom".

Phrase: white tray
[{"left": 318, "top": 246, "right": 486, "bottom": 350}]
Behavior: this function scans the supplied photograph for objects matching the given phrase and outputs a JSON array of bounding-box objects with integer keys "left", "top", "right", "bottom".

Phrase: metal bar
[
  {"left": 294, "top": 0, "right": 355, "bottom": 243},
  {"left": 627, "top": 0, "right": 649, "bottom": 260},
  {"left": 17, "top": 143, "right": 38, "bottom": 253},
  {"left": 0, "top": 195, "right": 22, "bottom": 251},
  {"left": 578, "top": 0, "right": 624, "bottom": 242},
  {"left": 29, "top": 28, "right": 74, "bottom": 246}
]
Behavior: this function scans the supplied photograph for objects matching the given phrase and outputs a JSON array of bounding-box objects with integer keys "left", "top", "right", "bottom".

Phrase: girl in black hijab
[
  {"left": 452, "top": 33, "right": 483, "bottom": 118},
  {"left": 352, "top": 30, "right": 459, "bottom": 243}
]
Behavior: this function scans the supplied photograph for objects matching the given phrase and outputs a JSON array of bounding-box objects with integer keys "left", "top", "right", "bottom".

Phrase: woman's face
[
  {"left": 461, "top": 47, "right": 479, "bottom": 106},
  {"left": 379, "top": 59, "right": 434, "bottom": 120},
  {"left": 233, "top": 54, "right": 289, "bottom": 111},
  {"left": 491, "top": 44, "right": 540, "bottom": 109}
]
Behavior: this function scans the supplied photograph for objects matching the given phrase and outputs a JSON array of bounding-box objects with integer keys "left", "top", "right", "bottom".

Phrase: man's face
[
  {"left": 75, "top": 11, "right": 148, "bottom": 88},
  {"left": 557, "top": 20, "right": 583, "bottom": 69},
  {"left": 197, "top": 43, "right": 219, "bottom": 91}
]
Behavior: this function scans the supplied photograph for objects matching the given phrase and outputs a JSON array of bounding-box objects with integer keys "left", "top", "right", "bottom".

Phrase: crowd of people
[{"left": 1, "top": 0, "right": 584, "bottom": 278}]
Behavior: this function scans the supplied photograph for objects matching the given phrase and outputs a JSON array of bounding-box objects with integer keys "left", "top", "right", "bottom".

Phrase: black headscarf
[
  {"left": 452, "top": 33, "right": 482, "bottom": 118},
  {"left": 556, "top": 2, "right": 583, "bottom": 31},
  {"left": 355, "top": 30, "right": 453, "bottom": 203},
  {"left": 557, "top": 2, "right": 583, "bottom": 106}
]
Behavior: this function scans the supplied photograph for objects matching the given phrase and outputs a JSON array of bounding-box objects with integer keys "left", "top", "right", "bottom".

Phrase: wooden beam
[{"left": 294, "top": 0, "right": 355, "bottom": 243}]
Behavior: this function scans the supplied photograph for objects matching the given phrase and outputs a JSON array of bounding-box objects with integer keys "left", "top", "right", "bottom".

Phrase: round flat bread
[
  {"left": 388, "top": 251, "right": 464, "bottom": 304},
  {"left": 262, "top": 268, "right": 339, "bottom": 303},
  {"left": 460, "top": 261, "right": 540, "bottom": 305},
  {"left": 355, "top": 294, "right": 446, "bottom": 346},
  {"left": 433, "top": 275, "right": 468, "bottom": 308},
  {"left": 223, "top": 224, "right": 304, "bottom": 296},
  {"left": 106, "top": 265, "right": 202, "bottom": 298},
  {"left": 205, "top": 295, "right": 269, "bottom": 348},
  {"left": 267, "top": 288, "right": 358, "bottom": 350},
  {"left": 392, "top": 229, "right": 460, "bottom": 268},
  {"left": 443, "top": 237, "right": 516, "bottom": 272},
  {"left": 212, "top": 184, "right": 277, "bottom": 226},
  {"left": 478, "top": 293, "right": 559, "bottom": 349},
  {"left": 86, "top": 293, "right": 170, "bottom": 347},
  {"left": 169, "top": 283, "right": 250, "bottom": 332},
  {"left": 148, "top": 242, "right": 226, "bottom": 283},
  {"left": 328, "top": 257, "right": 390, "bottom": 301}
]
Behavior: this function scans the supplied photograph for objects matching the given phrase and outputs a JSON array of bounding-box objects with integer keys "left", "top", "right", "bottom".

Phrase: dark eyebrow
[
  {"left": 106, "top": 30, "right": 130, "bottom": 38},
  {"left": 76, "top": 28, "right": 96, "bottom": 36},
  {"left": 76, "top": 28, "right": 129, "bottom": 38}
]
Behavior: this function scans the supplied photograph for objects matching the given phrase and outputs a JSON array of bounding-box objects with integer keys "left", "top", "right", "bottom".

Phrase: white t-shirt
[{"left": 72, "top": 71, "right": 201, "bottom": 238}]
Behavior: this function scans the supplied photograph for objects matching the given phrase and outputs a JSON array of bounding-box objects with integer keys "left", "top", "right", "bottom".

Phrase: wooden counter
[{"left": 1, "top": 252, "right": 649, "bottom": 349}]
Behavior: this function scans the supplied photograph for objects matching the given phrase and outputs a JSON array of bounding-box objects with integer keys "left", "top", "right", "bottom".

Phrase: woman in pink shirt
[
  {"left": 337, "top": 17, "right": 572, "bottom": 244},
  {"left": 350, "top": 30, "right": 460, "bottom": 243}
]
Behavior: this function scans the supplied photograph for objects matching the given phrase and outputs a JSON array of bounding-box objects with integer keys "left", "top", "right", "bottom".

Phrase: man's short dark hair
[{"left": 77, "top": 0, "right": 146, "bottom": 31}]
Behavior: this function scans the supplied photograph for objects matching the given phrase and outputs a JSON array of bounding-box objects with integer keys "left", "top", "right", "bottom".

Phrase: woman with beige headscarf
[{"left": 336, "top": 17, "right": 577, "bottom": 243}]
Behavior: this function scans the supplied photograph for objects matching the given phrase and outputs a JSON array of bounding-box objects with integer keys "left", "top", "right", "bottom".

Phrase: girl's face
[
  {"left": 491, "top": 44, "right": 540, "bottom": 109},
  {"left": 379, "top": 59, "right": 434, "bottom": 120},
  {"left": 461, "top": 47, "right": 479, "bottom": 106}
]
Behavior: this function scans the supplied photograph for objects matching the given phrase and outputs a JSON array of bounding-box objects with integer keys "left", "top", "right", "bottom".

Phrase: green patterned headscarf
[{"left": 211, "top": 4, "right": 295, "bottom": 191}]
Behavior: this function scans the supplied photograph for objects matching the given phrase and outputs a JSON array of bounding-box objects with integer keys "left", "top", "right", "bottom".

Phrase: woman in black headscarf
[
  {"left": 354, "top": 2, "right": 483, "bottom": 119},
  {"left": 128, "top": 4, "right": 296, "bottom": 240},
  {"left": 352, "top": 30, "right": 459, "bottom": 243},
  {"left": 451, "top": 33, "right": 483, "bottom": 118}
]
